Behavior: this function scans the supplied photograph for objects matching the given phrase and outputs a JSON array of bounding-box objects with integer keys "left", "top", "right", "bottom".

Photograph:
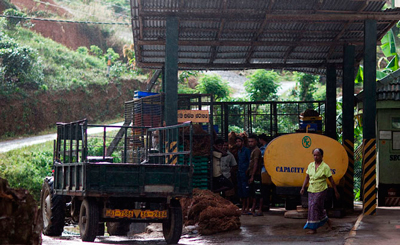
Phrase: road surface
[
  {"left": 42, "top": 207, "right": 359, "bottom": 245},
  {"left": 0, "top": 122, "right": 124, "bottom": 153}
]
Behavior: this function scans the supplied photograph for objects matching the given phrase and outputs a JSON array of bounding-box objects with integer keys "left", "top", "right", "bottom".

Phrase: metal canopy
[{"left": 130, "top": 0, "right": 400, "bottom": 74}]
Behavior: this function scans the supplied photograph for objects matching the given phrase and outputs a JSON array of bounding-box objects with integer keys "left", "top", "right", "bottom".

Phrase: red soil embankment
[{"left": 0, "top": 80, "right": 146, "bottom": 137}]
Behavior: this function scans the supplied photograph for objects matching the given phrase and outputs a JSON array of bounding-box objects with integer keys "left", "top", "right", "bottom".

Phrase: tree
[
  {"left": 293, "top": 72, "right": 320, "bottom": 101},
  {"left": 355, "top": 29, "right": 399, "bottom": 83},
  {"left": 196, "top": 74, "right": 230, "bottom": 101},
  {"left": 244, "top": 69, "right": 280, "bottom": 101}
]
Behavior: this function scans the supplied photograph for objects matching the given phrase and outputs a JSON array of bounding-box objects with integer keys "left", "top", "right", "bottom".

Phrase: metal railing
[{"left": 145, "top": 122, "right": 193, "bottom": 166}]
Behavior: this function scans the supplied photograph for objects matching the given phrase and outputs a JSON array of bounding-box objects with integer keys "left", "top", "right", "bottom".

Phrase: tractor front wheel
[{"left": 40, "top": 177, "right": 65, "bottom": 236}]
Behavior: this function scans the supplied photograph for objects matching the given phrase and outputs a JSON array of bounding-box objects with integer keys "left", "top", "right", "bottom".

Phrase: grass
[
  {"left": 0, "top": 141, "right": 54, "bottom": 202},
  {"left": 0, "top": 117, "right": 125, "bottom": 201}
]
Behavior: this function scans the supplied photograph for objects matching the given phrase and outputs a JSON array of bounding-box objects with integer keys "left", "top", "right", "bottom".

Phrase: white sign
[
  {"left": 380, "top": 131, "right": 392, "bottom": 140},
  {"left": 396, "top": 0, "right": 400, "bottom": 8},
  {"left": 393, "top": 132, "right": 400, "bottom": 150}
]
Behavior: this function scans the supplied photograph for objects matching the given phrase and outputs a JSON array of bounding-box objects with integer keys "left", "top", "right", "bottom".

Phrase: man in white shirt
[
  {"left": 221, "top": 141, "right": 237, "bottom": 180},
  {"left": 212, "top": 139, "right": 234, "bottom": 193}
]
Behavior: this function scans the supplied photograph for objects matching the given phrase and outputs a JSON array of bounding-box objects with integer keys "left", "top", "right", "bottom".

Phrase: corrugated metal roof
[{"left": 131, "top": 0, "right": 400, "bottom": 75}]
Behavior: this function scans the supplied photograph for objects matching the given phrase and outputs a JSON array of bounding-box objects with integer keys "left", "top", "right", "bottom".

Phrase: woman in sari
[{"left": 300, "top": 148, "right": 340, "bottom": 234}]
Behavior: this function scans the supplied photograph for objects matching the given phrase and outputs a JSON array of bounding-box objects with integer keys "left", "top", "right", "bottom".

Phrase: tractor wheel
[
  {"left": 106, "top": 221, "right": 131, "bottom": 236},
  {"left": 79, "top": 198, "right": 99, "bottom": 242},
  {"left": 162, "top": 201, "right": 183, "bottom": 244},
  {"left": 40, "top": 177, "right": 65, "bottom": 236}
]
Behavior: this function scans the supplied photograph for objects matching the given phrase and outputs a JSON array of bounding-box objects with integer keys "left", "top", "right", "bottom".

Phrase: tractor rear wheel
[
  {"left": 162, "top": 201, "right": 183, "bottom": 244},
  {"left": 79, "top": 198, "right": 99, "bottom": 242}
]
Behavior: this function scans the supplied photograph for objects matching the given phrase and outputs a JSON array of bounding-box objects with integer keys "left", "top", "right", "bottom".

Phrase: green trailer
[{"left": 40, "top": 119, "right": 193, "bottom": 243}]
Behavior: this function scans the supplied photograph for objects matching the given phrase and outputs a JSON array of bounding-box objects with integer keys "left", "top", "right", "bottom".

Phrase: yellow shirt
[{"left": 306, "top": 161, "right": 332, "bottom": 193}]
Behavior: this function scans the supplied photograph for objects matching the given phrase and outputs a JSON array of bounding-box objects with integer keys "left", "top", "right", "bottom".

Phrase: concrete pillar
[
  {"left": 362, "top": 19, "right": 377, "bottom": 215},
  {"left": 164, "top": 16, "right": 179, "bottom": 126}
]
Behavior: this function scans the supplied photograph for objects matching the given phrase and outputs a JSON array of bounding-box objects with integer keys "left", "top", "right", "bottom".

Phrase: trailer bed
[{"left": 54, "top": 162, "right": 192, "bottom": 198}]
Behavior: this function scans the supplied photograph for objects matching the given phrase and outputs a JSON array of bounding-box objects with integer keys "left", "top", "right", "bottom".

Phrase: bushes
[{"left": 0, "top": 33, "right": 44, "bottom": 90}]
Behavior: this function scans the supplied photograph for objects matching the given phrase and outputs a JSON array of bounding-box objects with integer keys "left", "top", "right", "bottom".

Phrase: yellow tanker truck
[{"left": 262, "top": 133, "right": 349, "bottom": 210}]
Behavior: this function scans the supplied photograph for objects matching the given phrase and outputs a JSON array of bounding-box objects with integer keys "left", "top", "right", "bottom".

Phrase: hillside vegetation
[
  {"left": 0, "top": 0, "right": 151, "bottom": 138},
  {"left": 0, "top": 0, "right": 147, "bottom": 199},
  {"left": 0, "top": 18, "right": 141, "bottom": 94}
]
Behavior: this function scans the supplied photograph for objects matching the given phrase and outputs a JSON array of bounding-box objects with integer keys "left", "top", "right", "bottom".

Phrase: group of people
[
  {"left": 212, "top": 133, "right": 270, "bottom": 217},
  {"left": 212, "top": 134, "right": 340, "bottom": 234}
]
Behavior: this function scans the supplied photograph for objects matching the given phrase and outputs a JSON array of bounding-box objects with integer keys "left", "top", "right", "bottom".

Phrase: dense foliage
[
  {"left": 196, "top": 74, "right": 230, "bottom": 101},
  {"left": 244, "top": 69, "right": 280, "bottom": 101},
  {"left": 0, "top": 32, "right": 43, "bottom": 90}
]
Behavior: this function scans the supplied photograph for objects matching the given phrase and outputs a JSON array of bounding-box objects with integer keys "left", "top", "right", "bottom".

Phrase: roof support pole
[
  {"left": 325, "top": 65, "right": 337, "bottom": 139},
  {"left": 164, "top": 16, "right": 179, "bottom": 126},
  {"left": 163, "top": 16, "right": 179, "bottom": 165},
  {"left": 362, "top": 19, "right": 377, "bottom": 215},
  {"left": 342, "top": 45, "right": 355, "bottom": 210}
]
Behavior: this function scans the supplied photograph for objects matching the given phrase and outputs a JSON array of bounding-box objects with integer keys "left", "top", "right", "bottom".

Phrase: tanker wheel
[
  {"left": 285, "top": 198, "right": 298, "bottom": 210},
  {"left": 106, "top": 221, "right": 131, "bottom": 236},
  {"left": 162, "top": 201, "right": 183, "bottom": 244},
  {"left": 40, "top": 177, "right": 65, "bottom": 236},
  {"left": 79, "top": 198, "right": 99, "bottom": 242}
]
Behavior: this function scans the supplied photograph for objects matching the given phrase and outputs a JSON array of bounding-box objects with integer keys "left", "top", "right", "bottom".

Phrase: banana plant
[{"left": 355, "top": 28, "right": 399, "bottom": 83}]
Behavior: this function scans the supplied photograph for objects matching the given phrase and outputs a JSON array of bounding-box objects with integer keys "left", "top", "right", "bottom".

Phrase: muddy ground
[{"left": 42, "top": 207, "right": 361, "bottom": 245}]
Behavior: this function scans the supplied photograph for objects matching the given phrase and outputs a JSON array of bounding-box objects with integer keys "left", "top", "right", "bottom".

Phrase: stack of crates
[
  {"left": 192, "top": 156, "right": 210, "bottom": 189},
  {"left": 299, "top": 115, "right": 323, "bottom": 133},
  {"left": 129, "top": 92, "right": 162, "bottom": 163},
  {"left": 133, "top": 92, "right": 162, "bottom": 127}
]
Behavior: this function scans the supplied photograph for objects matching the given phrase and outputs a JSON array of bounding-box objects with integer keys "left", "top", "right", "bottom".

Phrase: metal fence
[{"left": 211, "top": 101, "right": 325, "bottom": 140}]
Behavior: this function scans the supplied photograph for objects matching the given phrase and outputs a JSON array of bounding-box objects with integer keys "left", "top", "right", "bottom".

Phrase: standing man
[
  {"left": 259, "top": 133, "right": 268, "bottom": 157},
  {"left": 213, "top": 139, "right": 234, "bottom": 193},
  {"left": 247, "top": 134, "right": 264, "bottom": 216},
  {"left": 221, "top": 141, "right": 237, "bottom": 180},
  {"left": 221, "top": 140, "right": 238, "bottom": 200},
  {"left": 236, "top": 136, "right": 251, "bottom": 214}
]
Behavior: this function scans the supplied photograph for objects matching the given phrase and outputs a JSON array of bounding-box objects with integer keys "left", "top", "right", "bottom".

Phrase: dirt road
[{"left": 0, "top": 122, "right": 123, "bottom": 153}]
